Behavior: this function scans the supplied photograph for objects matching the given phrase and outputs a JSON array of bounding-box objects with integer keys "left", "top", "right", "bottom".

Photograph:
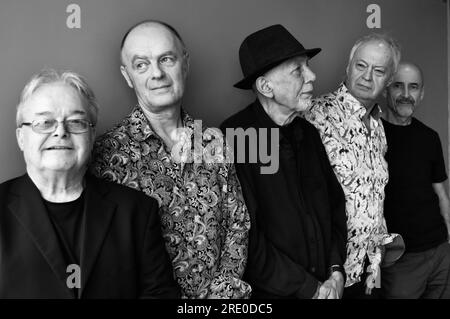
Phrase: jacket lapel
[
  {"left": 8, "top": 174, "right": 73, "bottom": 298},
  {"left": 79, "top": 175, "right": 117, "bottom": 297}
]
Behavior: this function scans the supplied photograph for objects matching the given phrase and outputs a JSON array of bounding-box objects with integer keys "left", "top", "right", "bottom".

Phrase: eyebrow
[
  {"left": 130, "top": 51, "right": 179, "bottom": 64},
  {"left": 33, "top": 110, "right": 87, "bottom": 117},
  {"left": 131, "top": 55, "right": 150, "bottom": 64}
]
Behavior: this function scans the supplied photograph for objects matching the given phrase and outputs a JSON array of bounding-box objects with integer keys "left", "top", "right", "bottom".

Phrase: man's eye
[
  {"left": 42, "top": 119, "right": 55, "bottom": 126},
  {"left": 356, "top": 63, "right": 366, "bottom": 70},
  {"left": 160, "top": 56, "right": 176, "bottom": 65},
  {"left": 67, "top": 119, "right": 84, "bottom": 125},
  {"left": 374, "top": 69, "right": 385, "bottom": 76},
  {"left": 35, "top": 119, "right": 55, "bottom": 129},
  {"left": 292, "top": 67, "right": 302, "bottom": 75},
  {"left": 135, "top": 62, "right": 148, "bottom": 71}
]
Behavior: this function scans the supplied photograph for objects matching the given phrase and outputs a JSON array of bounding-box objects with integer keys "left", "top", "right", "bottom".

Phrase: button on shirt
[
  {"left": 90, "top": 106, "right": 251, "bottom": 299},
  {"left": 305, "top": 84, "right": 399, "bottom": 288}
]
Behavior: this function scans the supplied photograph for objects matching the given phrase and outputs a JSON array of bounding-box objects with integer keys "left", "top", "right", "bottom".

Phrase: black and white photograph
[{"left": 0, "top": 0, "right": 448, "bottom": 314}]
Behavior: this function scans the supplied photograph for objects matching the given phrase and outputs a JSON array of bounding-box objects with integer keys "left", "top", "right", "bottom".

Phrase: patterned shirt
[
  {"left": 304, "top": 84, "right": 398, "bottom": 288},
  {"left": 89, "top": 106, "right": 251, "bottom": 299}
]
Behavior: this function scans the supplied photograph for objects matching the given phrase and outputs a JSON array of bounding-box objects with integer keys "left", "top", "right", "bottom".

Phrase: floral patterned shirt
[
  {"left": 89, "top": 106, "right": 251, "bottom": 299},
  {"left": 304, "top": 84, "right": 398, "bottom": 288}
]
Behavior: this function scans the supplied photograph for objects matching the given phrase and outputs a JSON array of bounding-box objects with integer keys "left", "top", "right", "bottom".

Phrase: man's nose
[
  {"left": 362, "top": 68, "right": 373, "bottom": 81},
  {"left": 53, "top": 121, "right": 68, "bottom": 137},
  {"left": 150, "top": 63, "right": 164, "bottom": 79},
  {"left": 401, "top": 86, "right": 410, "bottom": 98},
  {"left": 304, "top": 65, "right": 316, "bottom": 83}
]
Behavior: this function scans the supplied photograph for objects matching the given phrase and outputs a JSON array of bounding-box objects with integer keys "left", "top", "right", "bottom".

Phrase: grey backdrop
[{"left": 0, "top": 0, "right": 447, "bottom": 182}]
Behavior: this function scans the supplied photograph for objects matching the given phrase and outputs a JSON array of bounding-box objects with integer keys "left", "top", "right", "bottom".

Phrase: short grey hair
[
  {"left": 16, "top": 69, "right": 98, "bottom": 127},
  {"left": 347, "top": 33, "right": 401, "bottom": 80}
]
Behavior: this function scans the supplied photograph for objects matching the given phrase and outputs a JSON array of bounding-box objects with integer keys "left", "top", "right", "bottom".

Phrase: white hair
[
  {"left": 16, "top": 69, "right": 98, "bottom": 126},
  {"left": 347, "top": 33, "right": 401, "bottom": 80}
]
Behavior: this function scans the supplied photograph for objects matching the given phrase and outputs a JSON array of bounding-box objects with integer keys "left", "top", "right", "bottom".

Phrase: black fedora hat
[{"left": 234, "top": 24, "right": 321, "bottom": 90}]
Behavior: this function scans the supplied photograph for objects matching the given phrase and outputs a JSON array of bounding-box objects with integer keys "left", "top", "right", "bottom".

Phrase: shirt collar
[
  {"left": 125, "top": 105, "right": 193, "bottom": 142},
  {"left": 336, "top": 83, "right": 383, "bottom": 121},
  {"left": 252, "top": 99, "right": 303, "bottom": 142}
]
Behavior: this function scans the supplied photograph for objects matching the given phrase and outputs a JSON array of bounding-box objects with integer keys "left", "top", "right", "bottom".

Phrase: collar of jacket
[{"left": 251, "top": 99, "right": 304, "bottom": 142}]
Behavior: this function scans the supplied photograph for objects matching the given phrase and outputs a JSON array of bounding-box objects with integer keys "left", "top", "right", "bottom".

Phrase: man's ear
[
  {"left": 255, "top": 76, "right": 273, "bottom": 98},
  {"left": 120, "top": 65, "right": 134, "bottom": 89},
  {"left": 419, "top": 85, "right": 425, "bottom": 101},
  {"left": 16, "top": 128, "right": 24, "bottom": 151},
  {"left": 382, "top": 87, "right": 388, "bottom": 98}
]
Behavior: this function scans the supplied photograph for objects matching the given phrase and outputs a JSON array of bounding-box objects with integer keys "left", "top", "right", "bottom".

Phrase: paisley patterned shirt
[
  {"left": 89, "top": 106, "right": 251, "bottom": 299},
  {"left": 304, "top": 84, "right": 398, "bottom": 288}
]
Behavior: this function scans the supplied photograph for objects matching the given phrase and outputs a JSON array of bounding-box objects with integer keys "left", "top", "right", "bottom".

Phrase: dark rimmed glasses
[{"left": 19, "top": 119, "right": 95, "bottom": 134}]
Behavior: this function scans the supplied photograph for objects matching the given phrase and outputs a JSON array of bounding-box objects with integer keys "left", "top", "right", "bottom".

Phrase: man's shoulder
[
  {"left": 308, "top": 90, "right": 342, "bottom": 116},
  {"left": 412, "top": 117, "right": 436, "bottom": 132},
  {"left": 95, "top": 117, "right": 132, "bottom": 145},
  {"left": 87, "top": 174, "right": 157, "bottom": 208},
  {"left": 305, "top": 90, "right": 343, "bottom": 129},
  {"left": 411, "top": 118, "right": 441, "bottom": 140},
  {"left": 220, "top": 103, "right": 256, "bottom": 131},
  {"left": 0, "top": 175, "right": 25, "bottom": 199},
  {"left": 298, "top": 117, "right": 321, "bottom": 134},
  {"left": 315, "top": 89, "right": 341, "bottom": 102}
]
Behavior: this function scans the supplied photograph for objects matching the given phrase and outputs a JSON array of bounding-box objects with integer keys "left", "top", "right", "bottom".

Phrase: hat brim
[{"left": 233, "top": 47, "right": 321, "bottom": 90}]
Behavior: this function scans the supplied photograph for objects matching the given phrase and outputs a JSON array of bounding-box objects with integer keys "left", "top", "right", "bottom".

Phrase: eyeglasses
[{"left": 19, "top": 119, "right": 94, "bottom": 134}]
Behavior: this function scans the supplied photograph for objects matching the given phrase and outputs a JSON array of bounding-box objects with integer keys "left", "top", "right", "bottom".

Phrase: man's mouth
[
  {"left": 396, "top": 99, "right": 415, "bottom": 105},
  {"left": 357, "top": 83, "right": 371, "bottom": 90},
  {"left": 45, "top": 146, "right": 73, "bottom": 150},
  {"left": 301, "top": 89, "right": 313, "bottom": 97},
  {"left": 151, "top": 85, "right": 170, "bottom": 91}
]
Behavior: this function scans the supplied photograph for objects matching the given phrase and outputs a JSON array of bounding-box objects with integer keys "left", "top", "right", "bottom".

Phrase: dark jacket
[
  {"left": 221, "top": 100, "right": 347, "bottom": 298},
  {"left": 0, "top": 173, "right": 180, "bottom": 299}
]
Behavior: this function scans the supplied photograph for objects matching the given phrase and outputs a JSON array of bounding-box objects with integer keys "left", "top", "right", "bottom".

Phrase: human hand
[
  {"left": 329, "top": 271, "right": 344, "bottom": 298},
  {"left": 317, "top": 279, "right": 339, "bottom": 299}
]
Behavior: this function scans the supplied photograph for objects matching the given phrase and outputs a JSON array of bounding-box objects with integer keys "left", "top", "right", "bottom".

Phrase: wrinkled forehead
[
  {"left": 268, "top": 54, "right": 309, "bottom": 74},
  {"left": 121, "top": 24, "right": 184, "bottom": 63},
  {"left": 23, "top": 82, "right": 88, "bottom": 117},
  {"left": 353, "top": 40, "right": 393, "bottom": 67}
]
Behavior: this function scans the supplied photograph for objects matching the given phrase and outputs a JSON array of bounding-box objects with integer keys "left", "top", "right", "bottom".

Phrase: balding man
[
  {"left": 381, "top": 62, "right": 450, "bottom": 298},
  {"left": 90, "top": 20, "right": 251, "bottom": 299},
  {"left": 305, "top": 34, "right": 404, "bottom": 298}
]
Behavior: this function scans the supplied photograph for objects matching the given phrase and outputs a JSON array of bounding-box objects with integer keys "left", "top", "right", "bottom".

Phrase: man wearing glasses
[{"left": 0, "top": 69, "right": 179, "bottom": 298}]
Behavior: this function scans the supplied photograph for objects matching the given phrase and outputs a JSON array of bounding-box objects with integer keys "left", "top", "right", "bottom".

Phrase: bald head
[
  {"left": 396, "top": 62, "right": 424, "bottom": 86},
  {"left": 385, "top": 61, "right": 425, "bottom": 125},
  {"left": 119, "top": 20, "right": 190, "bottom": 113},
  {"left": 120, "top": 20, "right": 186, "bottom": 65}
]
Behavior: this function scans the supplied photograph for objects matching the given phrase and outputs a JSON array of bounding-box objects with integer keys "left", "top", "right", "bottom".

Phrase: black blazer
[
  {"left": 0, "top": 174, "right": 180, "bottom": 299},
  {"left": 221, "top": 100, "right": 347, "bottom": 298}
]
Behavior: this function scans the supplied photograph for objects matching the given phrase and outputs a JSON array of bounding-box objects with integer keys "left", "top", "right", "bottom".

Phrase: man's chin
[
  {"left": 395, "top": 105, "right": 414, "bottom": 116},
  {"left": 296, "top": 99, "right": 312, "bottom": 112}
]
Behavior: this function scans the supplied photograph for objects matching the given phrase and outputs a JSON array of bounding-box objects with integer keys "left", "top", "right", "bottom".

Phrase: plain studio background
[{"left": 0, "top": 0, "right": 446, "bottom": 181}]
